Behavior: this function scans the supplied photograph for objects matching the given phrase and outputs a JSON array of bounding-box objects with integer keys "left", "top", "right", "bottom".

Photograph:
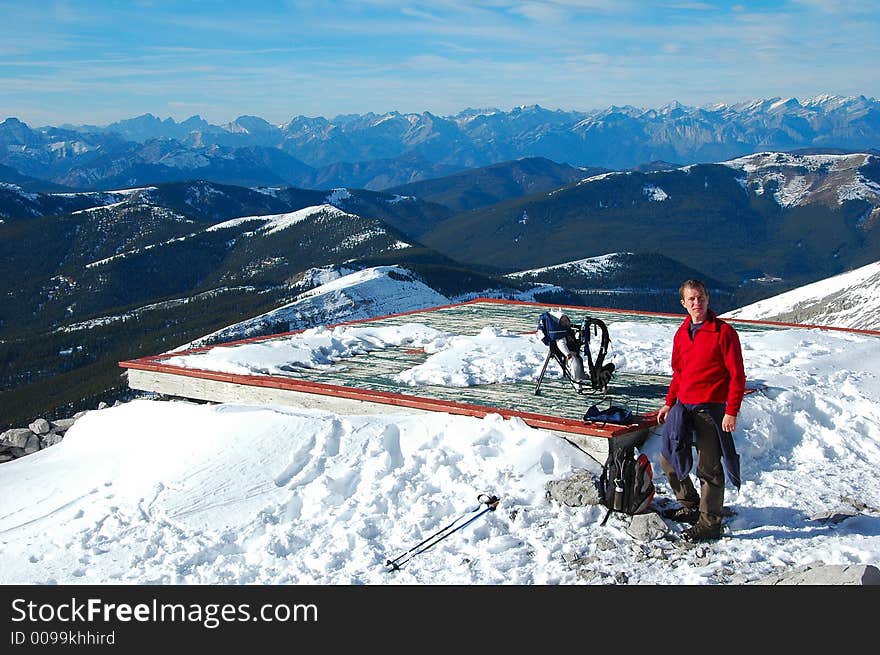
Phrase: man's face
[{"left": 681, "top": 286, "right": 709, "bottom": 323}]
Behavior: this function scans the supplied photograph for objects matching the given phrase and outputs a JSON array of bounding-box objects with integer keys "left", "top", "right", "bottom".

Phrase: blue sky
[{"left": 2, "top": 0, "right": 878, "bottom": 126}]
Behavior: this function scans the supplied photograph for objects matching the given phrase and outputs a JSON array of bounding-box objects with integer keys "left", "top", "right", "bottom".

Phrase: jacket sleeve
[
  {"left": 722, "top": 325, "right": 746, "bottom": 415},
  {"left": 664, "top": 331, "right": 681, "bottom": 407}
]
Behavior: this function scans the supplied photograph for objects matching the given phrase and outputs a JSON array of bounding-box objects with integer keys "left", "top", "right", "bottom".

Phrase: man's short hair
[{"left": 679, "top": 279, "right": 708, "bottom": 301}]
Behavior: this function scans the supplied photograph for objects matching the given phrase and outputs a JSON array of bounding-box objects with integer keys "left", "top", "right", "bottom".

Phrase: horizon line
[{"left": 4, "top": 92, "right": 877, "bottom": 130}]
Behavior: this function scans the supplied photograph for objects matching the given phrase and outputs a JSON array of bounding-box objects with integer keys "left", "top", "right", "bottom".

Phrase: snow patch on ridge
[
  {"left": 508, "top": 252, "right": 630, "bottom": 279},
  {"left": 643, "top": 184, "right": 669, "bottom": 201},
  {"left": 206, "top": 204, "right": 349, "bottom": 236}
]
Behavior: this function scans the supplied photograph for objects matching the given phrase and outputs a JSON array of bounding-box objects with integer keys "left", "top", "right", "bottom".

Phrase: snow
[
  {"left": 165, "top": 323, "right": 448, "bottom": 376},
  {"left": 723, "top": 261, "right": 880, "bottom": 331},
  {"left": 71, "top": 201, "right": 128, "bottom": 216},
  {"left": 838, "top": 175, "right": 880, "bottom": 204},
  {"left": 720, "top": 152, "right": 879, "bottom": 208},
  {"left": 386, "top": 194, "right": 414, "bottom": 204},
  {"left": 643, "top": 185, "right": 669, "bottom": 201},
  {"left": 576, "top": 170, "right": 628, "bottom": 186},
  {"left": 180, "top": 263, "right": 563, "bottom": 351},
  {"left": 508, "top": 252, "right": 630, "bottom": 279},
  {"left": 0, "top": 182, "right": 39, "bottom": 201},
  {"left": 3, "top": 292, "right": 880, "bottom": 585},
  {"left": 205, "top": 204, "right": 348, "bottom": 236},
  {"left": 86, "top": 233, "right": 193, "bottom": 269},
  {"left": 325, "top": 188, "right": 351, "bottom": 205},
  {"left": 176, "top": 266, "right": 450, "bottom": 349},
  {"left": 51, "top": 187, "right": 155, "bottom": 199},
  {"left": 251, "top": 186, "right": 282, "bottom": 197},
  {"left": 158, "top": 151, "right": 210, "bottom": 169},
  {"left": 769, "top": 97, "right": 796, "bottom": 112},
  {"left": 774, "top": 174, "right": 811, "bottom": 207},
  {"left": 84, "top": 205, "right": 360, "bottom": 269}
]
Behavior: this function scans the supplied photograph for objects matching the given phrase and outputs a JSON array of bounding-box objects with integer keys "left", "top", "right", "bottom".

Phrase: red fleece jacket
[{"left": 664, "top": 310, "right": 746, "bottom": 416}]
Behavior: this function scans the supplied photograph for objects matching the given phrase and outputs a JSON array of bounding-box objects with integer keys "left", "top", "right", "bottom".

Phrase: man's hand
[
  {"left": 722, "top": 413, "right": 737, "bottom": 432},
  {"left": 657, "top": 404, "right": 671, "bottom": 424}
]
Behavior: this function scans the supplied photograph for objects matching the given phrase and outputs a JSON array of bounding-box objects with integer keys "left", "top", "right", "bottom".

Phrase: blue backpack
[{"left": 537, "top": 312, "right": 573, "bottom": 346}]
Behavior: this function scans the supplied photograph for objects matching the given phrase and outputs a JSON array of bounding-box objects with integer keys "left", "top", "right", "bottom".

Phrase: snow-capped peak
[{"left": 721, "top": 152, "right": 879, "bottom": 209}]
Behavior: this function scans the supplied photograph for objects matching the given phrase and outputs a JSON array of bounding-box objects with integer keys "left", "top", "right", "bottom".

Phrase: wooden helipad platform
[{"left": 119, "top": 298, "right": 792, "bottom": 461}]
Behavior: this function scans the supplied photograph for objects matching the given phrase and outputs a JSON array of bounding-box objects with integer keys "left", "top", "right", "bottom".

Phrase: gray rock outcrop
[
  {"left": 0, "top": 410, "right": 94, "bottom": 464},
  {"left": 626, "top": 512, "right": 669, "bottom": 542},
  {"left": 752, "top": 563, "right": 880, "bottom": 585},
  {"left": 546, "top": 468, "right": 602, "bottom": 507}
]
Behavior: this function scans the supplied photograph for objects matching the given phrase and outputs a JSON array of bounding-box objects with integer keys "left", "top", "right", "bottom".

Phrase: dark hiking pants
[{"left": 659, "top": 407, "right": 725, "bottom": 529}]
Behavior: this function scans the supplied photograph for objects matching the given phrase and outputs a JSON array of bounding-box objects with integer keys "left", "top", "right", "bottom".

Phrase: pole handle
[{"left": 477, "top": 493, "right": 500, "bottom": 510}]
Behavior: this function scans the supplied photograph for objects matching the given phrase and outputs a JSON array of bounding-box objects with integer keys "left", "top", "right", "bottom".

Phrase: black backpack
[{"left": 598, "top": 434, "right": 655, "bottom": 526}]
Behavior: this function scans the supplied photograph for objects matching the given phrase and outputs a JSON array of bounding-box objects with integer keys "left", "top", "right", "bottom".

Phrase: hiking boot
[
  {"left": 661, "top": 506, "right": 700, "bottom": 524},
  {"left": 682, "top": 522, "right": 722, "bottom": 543}
]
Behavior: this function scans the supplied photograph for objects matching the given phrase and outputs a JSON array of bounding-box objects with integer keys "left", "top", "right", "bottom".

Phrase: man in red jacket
[{"left": 657, "top": 279, "right": 746, "bottom": 542}]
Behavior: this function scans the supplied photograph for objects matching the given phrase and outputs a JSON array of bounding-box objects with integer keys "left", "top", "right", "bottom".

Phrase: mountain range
[
  {"left": 2, "top": 94, "right": 879, "bottom": 191},
  {"left": 421, "top": 152, "right": 880, "bottom": 291}
]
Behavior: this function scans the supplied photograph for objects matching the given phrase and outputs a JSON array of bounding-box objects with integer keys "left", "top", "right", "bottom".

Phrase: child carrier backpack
[
  {"left": 535, "top": 311, "right": 615, "bottom": 395},
  {"left": 597, "top": 432, "right": 655, "bottom": 526}
]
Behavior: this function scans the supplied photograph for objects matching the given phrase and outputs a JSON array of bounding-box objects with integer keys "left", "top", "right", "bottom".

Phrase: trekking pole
[
  {"left": 385, "top": 498, "right": 484, "bottom": 570},
  {"left": 385, "top": 493, "right": 500, "bottom": 572}
]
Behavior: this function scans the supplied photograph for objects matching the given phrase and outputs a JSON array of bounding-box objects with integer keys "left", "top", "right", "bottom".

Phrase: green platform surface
[{"left": 260, "top": 301, "right": 777, "bottom": 421}]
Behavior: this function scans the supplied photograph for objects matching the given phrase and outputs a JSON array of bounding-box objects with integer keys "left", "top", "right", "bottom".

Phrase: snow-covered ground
[
  {"left": 2, "top": 312, "right": 879, "bottom": 585},
  {"left": 723, "top": 260, "right": 880, "bottom": 331}
]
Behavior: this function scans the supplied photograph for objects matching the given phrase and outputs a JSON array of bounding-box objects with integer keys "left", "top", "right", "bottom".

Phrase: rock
[
  {"left": 1, "top": 428, "right": 33, "bottom": 448},
  {"left": 809, "top": 509, "right": 859, "bottom": 524},
  {"left": 563, "top": 552, "right": 598, "bottom": 569},
  {"left": 0, "top": 453, "right": 14, "bottom": 463},
  {"left": 751, "top": 563, "right": 880, "bottom": 585},
  {"left": 41, "top": 433, "right": 64, "bottom": 448},
  {"left": 596, "top": 536, "right": 617, "bottom": 551},
  {"left": 28, "top": 418, "right": 51, "bottom": 435},
  {"left": 73, "top": 410, "right": 89, "bottom": 420},
  {"left": 577, "top": 568, "right": 600, "bottom": 582},
  {"left": 626, "top": 512, "right": 669, "bottom": 541},
  {"left": 840, "top": 496, "right": 880, "bottom": 513},
  {"left": 545, "top": 468, "right": 602, "bottom": 507},
  {"left": 693, "top": 554, "right": 713, "bottom": 567},
  {"left": 50, "top": 418, "right": 77, "bottom": 432},
  {"left": 97, "top": 402, "right": 108, "bottom": 410},
  {"left": 24, "top": 434, "right": 41, "bottom": 454}
]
